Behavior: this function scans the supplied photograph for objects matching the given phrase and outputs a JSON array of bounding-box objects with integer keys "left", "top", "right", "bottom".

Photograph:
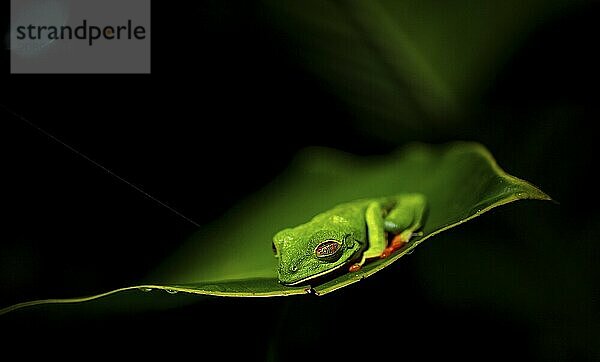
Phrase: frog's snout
[{"left": 277, "top": 262, "right": 303, "bottom": 285}]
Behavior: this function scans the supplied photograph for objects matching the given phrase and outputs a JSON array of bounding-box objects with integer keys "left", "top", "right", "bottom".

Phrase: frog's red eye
[{"left": 314, "top": 240, "right": 342, "bottom": 260}]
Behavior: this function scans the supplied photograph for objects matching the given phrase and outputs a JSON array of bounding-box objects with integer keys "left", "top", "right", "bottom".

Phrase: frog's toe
[
  {"left": 380, "top": 234, "right": 408, "bottom": 259},
  {"left": 380, "top": 246, "right": 394, "bottom": 259},
  {"left": 391, "top": 234, "right": 408, "bottom": 249},
  {"left": 349, "top": 263, "right": 362, "bottom": 272}
]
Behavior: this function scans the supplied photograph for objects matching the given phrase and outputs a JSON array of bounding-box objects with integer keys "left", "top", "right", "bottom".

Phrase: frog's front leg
[
  {"left": 349, "top": 194, "right": 427, "bottom": 272},
  {"left": 381, "top": 193, "right": 427, "bottom": 258},
  {"left": 349, "top": 201, "right": 388, "bottom": 272}
]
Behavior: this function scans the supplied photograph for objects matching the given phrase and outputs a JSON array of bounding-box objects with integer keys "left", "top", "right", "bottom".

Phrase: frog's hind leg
[
  {"left": 381, "top": 194, "right": 427, "bottom": 258},
  {"left": 349, "top": 202, "right": 387, "bottom": 272}
]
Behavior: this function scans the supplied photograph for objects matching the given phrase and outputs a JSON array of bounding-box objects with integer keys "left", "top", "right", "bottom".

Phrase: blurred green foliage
[
  {"left": 1, "top": 0, "right": 597, "bottom": 360},
  {"left": 262, "top": 0, "right": 583, "bottom": 139}
]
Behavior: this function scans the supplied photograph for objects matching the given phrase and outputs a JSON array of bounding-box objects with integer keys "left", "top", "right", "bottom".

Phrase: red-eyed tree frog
[{"left": 272, "top": 194, "right": 427, "bottom": 285}]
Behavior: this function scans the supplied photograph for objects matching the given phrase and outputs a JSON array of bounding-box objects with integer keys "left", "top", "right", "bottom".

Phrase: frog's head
[{"left": 272, "top": 227, "right": 363, "bottom": 286}]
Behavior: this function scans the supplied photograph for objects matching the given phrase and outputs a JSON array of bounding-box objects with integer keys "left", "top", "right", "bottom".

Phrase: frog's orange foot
[
  {"left": 380, "top": 234, "right": 407, "bottom": 259},
  {"left": 349, "top": 263, "right": 362, "bottom": 272},
  {"left": 391, "top": 234, "right": 407, "bottom": 249},
  {"left": 380, "top": 246, "right": 394, "bottom": 259}
]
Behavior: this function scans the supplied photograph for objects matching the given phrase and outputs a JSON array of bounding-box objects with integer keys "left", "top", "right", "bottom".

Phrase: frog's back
[
  {"left": 317, "top": 198, "right": 371, "bottom": 219},
  {"left": 287, "top": 198, "right": 370, "bottom": 238},
  {"left": 292, "top": 196, "right": 401, "bottom": 235},
  {"left": 326, "top": 196, "right": 396, "bottom": 215}
]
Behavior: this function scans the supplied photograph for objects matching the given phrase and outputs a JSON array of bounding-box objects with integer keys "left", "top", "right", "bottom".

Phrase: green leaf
[{"left": 0, "top": 142, "right": 550, "bottom": 314}]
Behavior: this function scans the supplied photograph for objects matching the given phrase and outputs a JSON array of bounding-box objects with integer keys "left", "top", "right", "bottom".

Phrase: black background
[{"left": 1, "top": 1, "right": 598, "bottom": 360}]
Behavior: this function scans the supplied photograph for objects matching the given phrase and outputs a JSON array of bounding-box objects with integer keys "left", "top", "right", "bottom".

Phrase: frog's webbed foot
[
  {"left": 349, "top": 254, "right": 366, "bottom": 272},
  {"left": 380, "top": 230, "right": 420, "bottom": 258},
  {"left": 350, "top": 231, "right": 419, "bottom": 270},
  {"left": 380, "top": 233, "right": 406, "bottom": 258},
  {"left": 349, "top": 263, "right": 361, "bottom": 272}
]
